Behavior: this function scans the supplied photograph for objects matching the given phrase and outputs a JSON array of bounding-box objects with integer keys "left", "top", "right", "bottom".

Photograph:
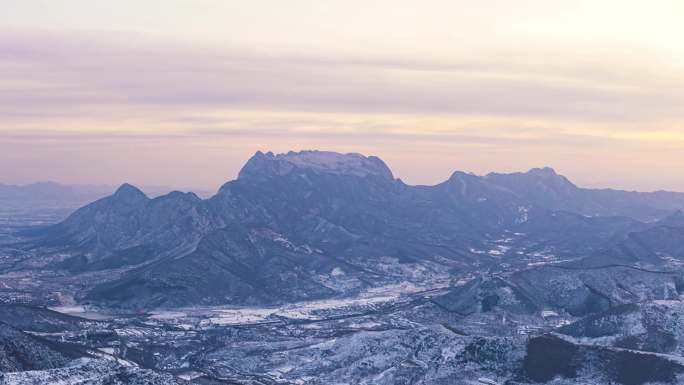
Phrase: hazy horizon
[
  {"left": 2, "top": 149, "right": 683, "bottom": 195},
  {"left": 2, "top": 1, "right": 683, "bottom": 191}
]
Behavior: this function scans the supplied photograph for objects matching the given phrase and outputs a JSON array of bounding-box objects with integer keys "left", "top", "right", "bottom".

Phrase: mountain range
[{"left": 20, "top": 150, "right": 684, "bottom": 309}]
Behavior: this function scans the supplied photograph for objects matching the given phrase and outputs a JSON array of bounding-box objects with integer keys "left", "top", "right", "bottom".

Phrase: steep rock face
[
  {"left": 238, "top": 150, "right": 394, "bottom": 181},
  {"left": 214, "top": 152, "right": 403, "bottom": 238}
]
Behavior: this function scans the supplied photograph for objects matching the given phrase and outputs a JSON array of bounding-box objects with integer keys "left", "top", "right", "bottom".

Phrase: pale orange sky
[{"left": 1, "top": 1, "right": 683, "bottom": 192}]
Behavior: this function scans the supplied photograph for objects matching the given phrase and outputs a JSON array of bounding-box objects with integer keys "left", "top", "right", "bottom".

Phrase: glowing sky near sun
[{"left": 1, "top": 0, "right": 683, "bottom": 191}]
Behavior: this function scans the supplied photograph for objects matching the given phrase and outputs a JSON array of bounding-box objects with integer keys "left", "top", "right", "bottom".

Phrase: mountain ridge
[
  {"left": 120, "top": 151, "right": 684, "bottom": 221},
  {"left": 21, "top": 150, "right": 684, "bottom": 309}
]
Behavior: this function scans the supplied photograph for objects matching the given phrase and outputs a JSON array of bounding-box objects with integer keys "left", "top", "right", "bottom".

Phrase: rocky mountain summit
[{"left": 239, "top": 150, "right": 394, "bottom": 180}]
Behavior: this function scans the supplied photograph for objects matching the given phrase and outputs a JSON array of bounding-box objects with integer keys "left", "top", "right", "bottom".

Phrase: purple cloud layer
[{"left": 1, "top": 30, "right": 682, "bottom": 122}]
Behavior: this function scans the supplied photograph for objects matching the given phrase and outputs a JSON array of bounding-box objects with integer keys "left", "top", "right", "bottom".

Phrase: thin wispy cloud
[{"left": 1, "top": 30, "right": 683, "bottom": 122}]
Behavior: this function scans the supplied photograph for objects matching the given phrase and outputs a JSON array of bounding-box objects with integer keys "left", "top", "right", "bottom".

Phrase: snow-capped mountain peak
[{"left": 238, "top": 150, "right": 394, "bottom": 180}]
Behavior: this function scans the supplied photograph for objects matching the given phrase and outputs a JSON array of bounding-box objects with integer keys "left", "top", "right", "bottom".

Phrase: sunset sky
[{"left": 2, "top": 1, "right": 683, "bottom": 191}]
